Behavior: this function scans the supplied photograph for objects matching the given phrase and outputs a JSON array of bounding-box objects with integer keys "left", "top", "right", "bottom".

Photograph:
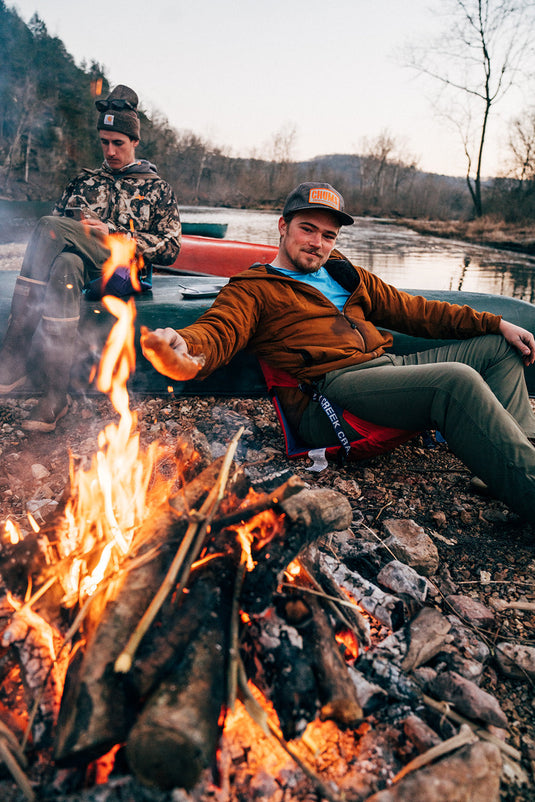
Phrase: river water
[
  {"left": 184, "top": 206, "right": 535, "bottom": 303},
  {"left": 2, "top": 204, "right": 535, "bottom": 303}
]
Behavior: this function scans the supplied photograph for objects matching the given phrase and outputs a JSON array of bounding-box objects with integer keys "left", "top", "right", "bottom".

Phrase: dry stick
[
  {"left": 0, "top": 721, "right": 27, "bottom": 765},
  {"left": 422, "top": 694, "right": 522, "bottom": 761},
  {"left": 491, "top": 599, "right": 535, "bottom": 612},
  {"left": 236, "top": 658, "right": 343, "bottom": 802},
  {"left": 115, "top": 427, "right": 244, "bottom": 674},
  {"left": 0, "top": 739, "right": 35, "bottom": 802},
  {"left": 391, "top": 724, "right": 477, "bottom": 784},
  {"left": 227, "top": 557, "right": 247, "bottom": 712},
  {"left": 294, "top": 560, "right": 371, "bottom": 648}
]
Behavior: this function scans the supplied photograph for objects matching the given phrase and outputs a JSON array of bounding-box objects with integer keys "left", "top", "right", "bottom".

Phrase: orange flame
[
  {"left": 335, "top": 628, "right": 359, "bottom": 661},
  {"left": 234, "top": 506, "right": 285, "bottom": 572},
  {"left": 55, "top": 293, "right": 179, "bottom": 608},
  {"left": 284, "top": 559, "right": 301, "bottom": 580},
  {"left": 98, "top": 233, "right": 143, "bottom": 294},
  {"left": 27, "top": 512, "right": 40, "bottom": 533},
  {"left": 4, "top": 520, "right": 21, "bottom": 545}
]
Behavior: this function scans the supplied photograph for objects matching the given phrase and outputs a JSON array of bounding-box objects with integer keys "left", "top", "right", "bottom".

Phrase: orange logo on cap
[
  {"left": 309, "top": 188, "right": 341, "bottom": 210},
  {"left": 104, "top": 113, "right": 114, "bottom": 126}
]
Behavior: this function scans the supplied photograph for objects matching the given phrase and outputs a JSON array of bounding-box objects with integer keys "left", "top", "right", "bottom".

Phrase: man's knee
[
  {"left": 436, "top": 361, "right": 487, "bottom": 396},
  {"left": 33, "top": 215, "right": 61, "bottom": 237}
]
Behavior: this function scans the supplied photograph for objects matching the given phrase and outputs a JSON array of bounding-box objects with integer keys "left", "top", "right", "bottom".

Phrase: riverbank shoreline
[{"left": 391, "top": 217, "right": 535, "bottom": 257}]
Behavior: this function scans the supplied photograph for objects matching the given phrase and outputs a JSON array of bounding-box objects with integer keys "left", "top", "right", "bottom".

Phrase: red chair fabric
[{"left": 259, "top": 359, "right": 418, "bottom": 463}]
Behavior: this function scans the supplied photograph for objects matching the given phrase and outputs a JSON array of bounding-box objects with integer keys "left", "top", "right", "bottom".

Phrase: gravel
[{"left": 0, "top": 391, "right": 533, "bottom": 800}]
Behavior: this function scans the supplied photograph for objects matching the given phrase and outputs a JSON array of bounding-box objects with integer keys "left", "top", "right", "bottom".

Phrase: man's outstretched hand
[{"left": 140, "top": 326, "right": 205, "bottom": 380}]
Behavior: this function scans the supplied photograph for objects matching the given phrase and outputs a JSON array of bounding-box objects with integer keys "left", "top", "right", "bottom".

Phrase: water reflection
[
  {"left": 2, "top": 203, "right": 535, "bottom": 303},
  {"left": 183, "top": 206, "right": 535, "bottom": 303}
]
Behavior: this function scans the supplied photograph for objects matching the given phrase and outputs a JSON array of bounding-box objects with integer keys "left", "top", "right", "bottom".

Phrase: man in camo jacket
[{"left": 0, "top": 84, "right": 181, "bottom": 432}]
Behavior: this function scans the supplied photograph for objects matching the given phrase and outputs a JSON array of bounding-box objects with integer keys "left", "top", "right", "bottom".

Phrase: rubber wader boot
[
  {"left": 22, "top": 319, "right": 78, "bottom": 433},
  {"left": 0, "top": 277, "right": 46, "bottom": 393}
]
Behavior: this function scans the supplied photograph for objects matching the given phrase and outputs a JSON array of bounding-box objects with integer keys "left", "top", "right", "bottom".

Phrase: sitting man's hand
[
  {"left": 140, "top": 326, "right": 205, "bottom": 380},
  {"left": 83, "top": 217, "right": 109, "bottom": 235},
  {"left": 499, "top": 320, "right": 535, "bottom": 366}
]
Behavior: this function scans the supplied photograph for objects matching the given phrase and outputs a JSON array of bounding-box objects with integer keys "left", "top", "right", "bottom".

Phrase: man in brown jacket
[{"left": 142, "top": 182, "right": 535, "bottom": 525}]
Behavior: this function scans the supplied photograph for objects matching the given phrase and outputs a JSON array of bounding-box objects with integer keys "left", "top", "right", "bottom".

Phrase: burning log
[
  {"left": 291, "top": 593, "right": 364, "bottom": 728},
  {"left": 240, "top": 488, "right": 353, "bottom": 613},
  {"left": 300, "top": 541, "right": 405, "bottom": 630},
  {"left": 54, "top": 457, "right": 228, "bottom": 766},
  {"left": 125, "top": 545, "right": 239, "bottom": 791},
  {"left": 128, "top": 485, "right": 354, "bottom": 784},
  {"left": 1, "top": 603, "right": 67, "bottom": 748}
]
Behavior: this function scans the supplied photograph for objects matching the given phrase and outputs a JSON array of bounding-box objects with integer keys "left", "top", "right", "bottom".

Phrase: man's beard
[{"left": 290, "top": 248, "right": 326, "bottom": 273}]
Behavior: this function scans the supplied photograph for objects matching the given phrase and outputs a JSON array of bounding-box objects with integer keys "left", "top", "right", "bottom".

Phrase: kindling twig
[
  {"left": 115, "top": 427, "right": 244, "bottom": 674},
  {"left": 422, "top": 693, "right": 522, "bottom": 761},
  {"left": 0, "top": 738, "right": 34, "bottom": 802},
  {"left": 213, "top": 475, "right": 305, "bottom": 531},
  {"left": 490, "top": 598, "right": 535, "bottom": 612},
  {"left": 227, "top": 556, "right": 247, "bottom": 712},
  {"left": 392, "top": 723, "right": 477, "bottom": 783}
]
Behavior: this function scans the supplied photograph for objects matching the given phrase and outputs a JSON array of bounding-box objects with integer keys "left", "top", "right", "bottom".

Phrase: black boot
[
  {"left": 22, "top": 319, "right": 78, "bottom": 433},
  {"left": 0, "top": 277, "right": 46, "bottom": 393}
]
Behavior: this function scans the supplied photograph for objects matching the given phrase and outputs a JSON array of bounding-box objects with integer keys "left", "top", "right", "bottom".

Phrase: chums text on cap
[{"left": 308, "top": 188, "right": 341, "bottom": 210}]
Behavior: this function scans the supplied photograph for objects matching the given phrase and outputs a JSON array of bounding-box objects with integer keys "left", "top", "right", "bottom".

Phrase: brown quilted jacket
[{"left": 180, "top": 251, "right": 502, "bottom": 382}]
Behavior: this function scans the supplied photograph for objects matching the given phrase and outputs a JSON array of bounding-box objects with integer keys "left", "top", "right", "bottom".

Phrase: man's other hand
[
  {"left": 499, "top": 319, "right": 535, "bottom": 366},
  {"left": 83, "top": 217, "right": 109, "bottom": 235},
  {"left": 140, "top": 326, "right": 205, "bottom": 380}
]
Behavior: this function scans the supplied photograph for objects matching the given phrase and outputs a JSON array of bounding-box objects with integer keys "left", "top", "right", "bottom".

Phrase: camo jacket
[{"left": 53, "top": 160, "right": 181, "bottom": 265}]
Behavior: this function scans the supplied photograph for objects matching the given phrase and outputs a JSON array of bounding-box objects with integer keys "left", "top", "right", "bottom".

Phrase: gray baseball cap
[{"left": 282, "top": 182, "right": 354, "bottom": 226}]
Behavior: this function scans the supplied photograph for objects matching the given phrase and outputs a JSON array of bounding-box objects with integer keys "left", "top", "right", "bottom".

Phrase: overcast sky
[{"left": 9, "top": 0, "right": 529, "bottom": 177}]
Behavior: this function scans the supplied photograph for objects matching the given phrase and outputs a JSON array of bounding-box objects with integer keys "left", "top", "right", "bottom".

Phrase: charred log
[
  {"left": 301, "top": 541, "right": 405, "bottom": 631},
  {"left": 291, "top": 594, "right": 364, "bottom": 728},
  {"left": 54, "top": 458, "right": 227, "bottom": 767},
  {"left": 240, "top": 607, "right": 319, "bottom": 741},
  {"left": 241, "top": 488, "right": 353, "bottom": 613},
  {"left": 125, "top": 549, "right": 239, "bottom": 791}
]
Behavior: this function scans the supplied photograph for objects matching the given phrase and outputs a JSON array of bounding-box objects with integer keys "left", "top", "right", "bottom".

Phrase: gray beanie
[{"left": 96, "top": 84, "right": 140, "bottom": 140}]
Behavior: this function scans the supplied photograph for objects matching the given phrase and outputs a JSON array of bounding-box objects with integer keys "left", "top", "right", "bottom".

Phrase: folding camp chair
[{"left": 258, "top": 359, "right": 418, "bottom": 469}]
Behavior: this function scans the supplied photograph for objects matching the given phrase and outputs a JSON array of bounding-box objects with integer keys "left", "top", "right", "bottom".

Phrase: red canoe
[{"left": 160, "top": 235, "right": 278, "bottom": 277}]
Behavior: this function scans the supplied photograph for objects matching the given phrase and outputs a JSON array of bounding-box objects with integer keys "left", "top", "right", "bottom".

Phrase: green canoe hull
[{"left": 1, "top": 272, "right": 534, "bottom": 397}]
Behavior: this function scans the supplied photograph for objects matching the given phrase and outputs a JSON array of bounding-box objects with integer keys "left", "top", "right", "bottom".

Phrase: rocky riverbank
[{"left": 0, "top": 392, "right": 533, "bottom": 801}]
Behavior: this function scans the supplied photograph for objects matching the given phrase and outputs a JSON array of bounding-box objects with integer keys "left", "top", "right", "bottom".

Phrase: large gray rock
[
  {"left": 365, "top": 741, "right": 502, "bottom": 802},
  {"left": 382, "top": 519, "right": 439, "bottom": 577},
  {"left": 427, "top": 670, "right": 508, "bottom": 729}
]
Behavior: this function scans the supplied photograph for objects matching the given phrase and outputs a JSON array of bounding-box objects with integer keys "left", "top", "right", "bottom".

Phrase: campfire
[{"left": 0, "top": 242, "right": 529, "bottom": 801}]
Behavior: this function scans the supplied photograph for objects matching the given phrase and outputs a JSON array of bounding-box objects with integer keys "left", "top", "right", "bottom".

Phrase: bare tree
[
  {"left": 406, "top": 0, "right": 535, "bottom": 217},
  {"left": 507, "top": 108, "right": 535, "bottom": 182},
  {"left": 357, "top": 131, "right": 418, "bottom": 212}
]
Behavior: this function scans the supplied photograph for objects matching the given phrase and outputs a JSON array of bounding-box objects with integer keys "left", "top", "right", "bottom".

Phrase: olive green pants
[
  {"left": 299, "top": 335, "right": 535, "bottom": 523},
  {"left": 18, "top": 215, "right": 110, "bottom": 328},
  {"left": 5, "top": 216, "right": 110, "bottom": 395}
]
